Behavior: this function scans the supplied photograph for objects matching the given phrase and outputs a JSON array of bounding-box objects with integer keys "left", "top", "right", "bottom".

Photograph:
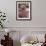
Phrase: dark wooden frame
[{"left": 16, "top": 1, "right": 32, "bottom": 21}]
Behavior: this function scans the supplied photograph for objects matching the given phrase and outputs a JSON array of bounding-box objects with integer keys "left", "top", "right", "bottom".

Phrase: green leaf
[
  {"left": 0, "top": 24, "right": 1, "bottom": 25},
  {"left": 1, "top": 25, "right": 3, "bottom": 28},
  {"left": 0, "top": 21, "right": 1, "bottom": 23},
  {"left": 1, "top": 15, "right": 2, "bottom": 16},
  {"left": 0, "top": 15, "right": 2, "bottom": 17},
  {"left": 1, "top": 19, "right": 6, "bottom": 21},
  {"left": 3, "top": 16, "right": 6, "bottom": 17},
  {"left": 3, "top": 19, "right": 6, "bottom": 20},
  {"left": 0, "top": 12, "right": 2, "bottom": 13},
  {"left": 4, "top": 13, "right": 5, "bottom": 15}
]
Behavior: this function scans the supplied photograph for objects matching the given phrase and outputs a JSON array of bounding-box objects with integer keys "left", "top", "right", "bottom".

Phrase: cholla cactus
[{"left": 0, "top": 10, "right": 6, "bottom": 28}]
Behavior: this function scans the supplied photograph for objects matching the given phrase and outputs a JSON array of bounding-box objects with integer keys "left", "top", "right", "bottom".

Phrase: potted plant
[{"left": 0, "top": 10, "right": 6, "bottom": 29}]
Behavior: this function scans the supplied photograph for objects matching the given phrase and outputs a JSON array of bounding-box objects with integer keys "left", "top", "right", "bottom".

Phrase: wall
[
  {"left": 0, "top": 0, "right": 46, "bottom": 46},
  {"left": 0, "top": 0, "right": 46, "bottom": 27}
]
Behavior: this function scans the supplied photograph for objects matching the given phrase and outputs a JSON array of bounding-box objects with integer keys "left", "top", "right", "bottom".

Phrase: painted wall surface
[
  {"left": 0, "top": 0, "right": 46, "bottom": 46},
  {"left": 0, "top": 0, "right": 46, "bottom": 27}
]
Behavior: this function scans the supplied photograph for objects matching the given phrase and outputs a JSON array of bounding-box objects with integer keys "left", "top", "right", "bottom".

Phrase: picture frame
[{"left": 16, "top": 1, "right": 32, "bottom": 21}]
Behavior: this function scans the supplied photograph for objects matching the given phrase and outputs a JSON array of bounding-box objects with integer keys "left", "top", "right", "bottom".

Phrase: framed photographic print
[{"left": 16, "top": 1, "right": 32, "bottom": 20}]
